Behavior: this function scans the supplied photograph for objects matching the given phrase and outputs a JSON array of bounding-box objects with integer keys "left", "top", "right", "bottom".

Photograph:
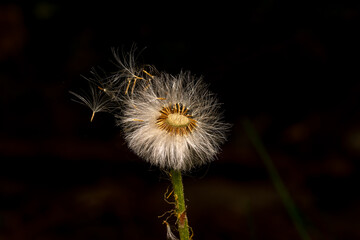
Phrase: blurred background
[{"left": 1, "top": 1, "right": 360, "bottom": 239}]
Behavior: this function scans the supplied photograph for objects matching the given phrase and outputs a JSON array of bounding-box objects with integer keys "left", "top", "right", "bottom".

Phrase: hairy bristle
[{"left": 71, "top": 48, "right": 230, "bottom": 171}]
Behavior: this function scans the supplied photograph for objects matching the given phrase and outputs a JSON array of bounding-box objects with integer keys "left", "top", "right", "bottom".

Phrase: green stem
[
  {"left": 242, "top": 118, "right": 311, "bottom": 240},
  {"left": 170, "top": 169, "right": 190, "bottom": 240}
]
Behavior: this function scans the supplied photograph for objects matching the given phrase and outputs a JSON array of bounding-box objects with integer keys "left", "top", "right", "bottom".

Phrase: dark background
[{"left": 1, "top": 1, "right": 360, "bottom": 239}]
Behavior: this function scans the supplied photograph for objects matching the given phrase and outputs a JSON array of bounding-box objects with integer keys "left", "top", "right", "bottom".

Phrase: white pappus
[{"left": 71, "top": 49, "right": 230, "bottom": 171}]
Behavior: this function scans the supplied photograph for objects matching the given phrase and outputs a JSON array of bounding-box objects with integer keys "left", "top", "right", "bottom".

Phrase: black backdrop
[{"left": 1, "top": 2, "right": 360, "bottom": 239}]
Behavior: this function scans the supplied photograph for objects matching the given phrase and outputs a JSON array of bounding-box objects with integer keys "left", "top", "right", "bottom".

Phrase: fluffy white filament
[
  {"left": 72, "top": 49, "right": 229, "bottom": 171},
  {"left": 119, "top": 71, "right": 228, "bottom": 171}
]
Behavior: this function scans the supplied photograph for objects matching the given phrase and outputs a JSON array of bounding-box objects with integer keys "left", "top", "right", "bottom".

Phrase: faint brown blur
[{"left": 0, "top": 5, "right": 26, "bottom": 61}]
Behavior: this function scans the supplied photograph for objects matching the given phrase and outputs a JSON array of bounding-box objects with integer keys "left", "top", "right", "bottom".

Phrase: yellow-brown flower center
[
  {"left": 156, "top": 103, "right": 197, "bottom": 135},
  {"left": 167, "top": 113, "right": 190, "bottom": 127}
]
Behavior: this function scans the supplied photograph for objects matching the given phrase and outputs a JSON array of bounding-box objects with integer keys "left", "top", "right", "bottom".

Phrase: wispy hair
[{"left": 71, "top": 48, "right": 230, "bottom": 171}]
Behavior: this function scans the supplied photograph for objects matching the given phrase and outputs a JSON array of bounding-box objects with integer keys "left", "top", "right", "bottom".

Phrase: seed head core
[
  {"left": 156, "top": 103, "right": 197, "bottom": 135},
  {"left": 167, "top": 113, "right": 190, "bottom": 127}
]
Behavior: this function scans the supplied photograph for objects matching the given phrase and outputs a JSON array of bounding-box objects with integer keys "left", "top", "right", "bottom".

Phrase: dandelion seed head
[
  {"left": 119, "top": 70, "right": 229, "bottom": 171},
  {"left": 71, "top": 48, "right": 230, "bottom": 171}
]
